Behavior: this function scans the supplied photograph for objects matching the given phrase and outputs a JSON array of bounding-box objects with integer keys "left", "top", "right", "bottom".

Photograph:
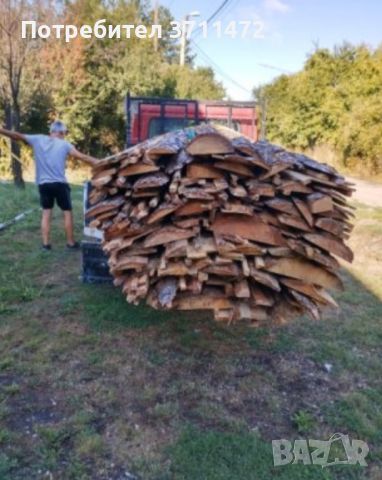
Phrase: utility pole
[
  {"left": 180, "top": 11, "right": 200, "bottom": 66},
  {"left": 153, "top": 0, "right": 159, "bottom": 52},
  {"left": 179, "top": 15, "right": 188, "bottom": 66}
]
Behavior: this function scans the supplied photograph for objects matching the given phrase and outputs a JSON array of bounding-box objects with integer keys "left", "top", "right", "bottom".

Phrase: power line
[
  {"left": 192, "top": 40, "right": 252, "bottom": 95},
  {"left": 217, "top": 0, "right": 241, "bottom": 23},
  {"left": 258, "top": 63, "right": 292, "bottom": 74},
  {"left": 194, "top": 44, "right": 251, "bottom": 94},
  {"left": 204, "top": 0, "right": 232, "bottom": 25},
  {"left": 192, "top": 0, "right": 234, "bottom": 38}
]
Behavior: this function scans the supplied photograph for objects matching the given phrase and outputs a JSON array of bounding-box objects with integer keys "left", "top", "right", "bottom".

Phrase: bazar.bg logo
[{"left": 272, "top": 433, "right": 369, "bottom": 468}]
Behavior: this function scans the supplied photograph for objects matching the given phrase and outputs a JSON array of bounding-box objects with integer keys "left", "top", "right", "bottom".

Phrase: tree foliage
[
  {"left": 0, "top": 0, "right": 225, "bottom": 176},
  {"left": 0, "top": 0, "right": 52, "bottom": 185},
  {"left": 258, "top": 44, "right": 382, "bottom": 175}
]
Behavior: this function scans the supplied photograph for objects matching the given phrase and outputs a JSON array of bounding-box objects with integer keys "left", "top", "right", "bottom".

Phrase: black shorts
[{"left": 38, "top": 183, "right": 72, "bottom": 211}]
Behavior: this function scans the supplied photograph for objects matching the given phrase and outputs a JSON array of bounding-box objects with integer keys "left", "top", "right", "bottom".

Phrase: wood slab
[
  {"left": 212, "top": 213, "right": 287, "bottom": 246},
  {"left": 265, "top": 258, "right": 343, "bottom": 290},
  {"left": 186, "top": 133, "right": 234, "bottom": 156}
]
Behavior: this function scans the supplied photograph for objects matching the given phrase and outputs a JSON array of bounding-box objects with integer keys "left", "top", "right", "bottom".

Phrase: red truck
[
  {"left": 82, "top": 95, "right": 258, "bottom": 283},
  {"left": 126, "top": 95, "right": 258, "bottom": 146}
]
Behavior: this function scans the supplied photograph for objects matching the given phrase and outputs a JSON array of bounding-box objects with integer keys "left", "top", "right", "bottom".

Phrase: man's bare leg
[
  {"left": 63, "top": 210, "right": 76, "bottom": 246},
  {"left": 41, "top": 209, "right": 52, "bottom": 246}
]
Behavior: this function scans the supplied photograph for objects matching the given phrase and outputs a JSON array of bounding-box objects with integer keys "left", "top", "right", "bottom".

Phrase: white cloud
[{"left": 264, "top": 0, "right": 290, "bottom": 13}]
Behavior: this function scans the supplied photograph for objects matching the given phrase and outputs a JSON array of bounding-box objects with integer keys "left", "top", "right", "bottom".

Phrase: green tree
[
  {"left": 0, "top": 0, "right": 49, "bottom": 186},
  {"left": 257, "top": 43, "right": 382, "bottom": 175},
  {"left": 42, "top": 0, "right": 224, "bottom": 155}
]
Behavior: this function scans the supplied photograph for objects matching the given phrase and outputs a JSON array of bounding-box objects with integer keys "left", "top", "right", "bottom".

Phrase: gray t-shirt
[{"left": 25, "top": 134, "right": 73, "bottom": 185}]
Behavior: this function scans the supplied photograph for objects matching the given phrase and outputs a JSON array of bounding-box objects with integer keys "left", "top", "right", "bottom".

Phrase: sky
[{"left": 160, "top": 0, "right": 382, "bottom": 100}]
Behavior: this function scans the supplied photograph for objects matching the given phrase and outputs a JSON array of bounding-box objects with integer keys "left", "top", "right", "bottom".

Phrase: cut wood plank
[
  {"left": 221, "top": 203, "right": 253, "bottom": 216},
  {"left": 279, "top": 181, "right": 313, "bottom": 195},
  {"left": 258, "top": 211, "right": 282, "bottom": 227},
  {"left": 220, "top": 251, "right": 245, "bottom": 261},
  {"left": 214, "top": 161, "right": 254, "bottom": 177},
  {"left": 186, "top": 133, "right": 234, "bottom": 156},
  {"left": 204, "top": 263, "right": 241, "bottom": 277},
  {"left": 233, "top": 303, "right": 268, "bottom": 322},
  {"left": 280, "top": 278, "right": 338, "bottom": 308},
  {"left": 91, "top": 175, "right": 113, "bottom": 187},
  {"left": 133, "top": 173, "right": 169, "bottom": 190},
  {"left": 86, "top": 197, "right": 124, "bottom": 218},
  {"left": 119, "top": 164, "right": 160, "bottom": 177},
  {"left": 144, "top": 227, "right": 197, "bottom": 248},
  {"left": 314, "top": 287, "right": 339, "bottom": 308},
  {"left": 179, "top": 187, "right": 214, "bottom": 201},
  {"left": 158, "top": 261, "right": 194, "bottom": 277},
  {"left": 211, "top": 213, "right": 287, "bottom": 246},
  {"left": 111, "top": 255, "right": 148, "bottom": 272},
  {"left": 131, "top": 189, "right": 160, "bottom": 198},
  {"left": 187, "top": 236, "right": 217, "bottom": 259},
  {"left": 307, "top": 193, "right": 333, "bottom": 213},
  {"left": 292, "top": 198, "right": 314, "bottom": 227},
  {"left": 164, "top": 239, "right": 188, "bottom": 258},
  {"left": 229, "top": 185, "right": 247, "bottom": 198},
  {"left": 175, "top": 201, "right": 216, "bottom": 217},
  {"left": 315, "top": 217, "right": 344, "bottom": 236},
  {"left": 115, "top": 243, "right": 157, "bottom": 258},
  {"left": 233, "top": 242, "right": 266, "bottom": 256},
  {"left": 304, "top": 233, "right": 353, "bottom": 262},
  {"left": 250, "top": 267, "right": 281, "bottom": 291},
  {"left": 173, "top": 218, "right": 200, "bottom": 229},
  {"left": 278, "top": 214, "right": 312, "bottom": 232},
  {"left": 265, "top": 257, "right": 343, "bottom": 290},
  {"left": 259, "top": 162, "right": 290, "bottom": 180},
  {"left": 246, "top": 181, "right": 275, "bottom": 198},
  {"left": 175, "top": 294, "right": 233, "bottom": 310},
  {"left": 91, "top": 155, "right": 121, "bottom": 171},
  {"left": 254, "top": 256, "right": 266, "bottom": 269},
  {"left": 289, "top": 291, "right": 320, "bottom": 321},
  {"left": 267, "top": 247, "right": 293, "bottom": 257},
  {"left": 280, "top": 278, "right": 328, "bottom": 303},
  {"left": 234, "top": 279, "right": 250, "bottom": 298},
  {"left": 265, "top": 198, "right": 299, "bottom": 216},
  {"left": 146, "top": 204, "right": 179, "bottom": 225},
  {"left": 92, "top": 167, "right": 117, "bottom": 180},
  {"left": 219, "top": 153, "right": 269, "bottom": 170},
  {"left": 89, "top": 188, "right": 107, "bottom": 205},
  {"left": 187, "top": 163, "right": 224, "bottom": 179},
  {"left": 284, "top": 170, "right": 312, "bottom": 185},
  {"left": 286, "top": 238, "right": 340, "bottom": 271}
]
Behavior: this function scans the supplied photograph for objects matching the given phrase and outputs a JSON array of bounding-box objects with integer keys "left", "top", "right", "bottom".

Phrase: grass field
[{"left": 0, "top": 182, "right": 381, "bottom": 479}]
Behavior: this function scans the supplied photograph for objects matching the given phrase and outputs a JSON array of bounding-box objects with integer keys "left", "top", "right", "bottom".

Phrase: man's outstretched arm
[
  {"left": 69, "top": 148, "right": 98, "bottom": 167},
  {"left": 0, "top": 127, "right": 27, "bottom": 143}
]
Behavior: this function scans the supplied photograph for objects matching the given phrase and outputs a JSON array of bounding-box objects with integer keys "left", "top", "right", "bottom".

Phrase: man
[{"left": 0, "top": 121, "right": 97, "bottom": 250}]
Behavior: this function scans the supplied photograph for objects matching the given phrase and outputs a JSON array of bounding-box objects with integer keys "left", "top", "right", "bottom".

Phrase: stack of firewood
[{"left": 86, "top": 126, "right": 355, "bottom": 325}]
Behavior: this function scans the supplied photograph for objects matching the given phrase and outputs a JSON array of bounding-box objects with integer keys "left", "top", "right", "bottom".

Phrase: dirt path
[{"left": 347, "top": 176, "right": 382, "bottom": 207}]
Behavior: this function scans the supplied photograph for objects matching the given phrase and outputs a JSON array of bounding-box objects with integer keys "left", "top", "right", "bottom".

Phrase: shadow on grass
[{"left": 81, "top": 284, "right": 181, "bottom": 330}]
